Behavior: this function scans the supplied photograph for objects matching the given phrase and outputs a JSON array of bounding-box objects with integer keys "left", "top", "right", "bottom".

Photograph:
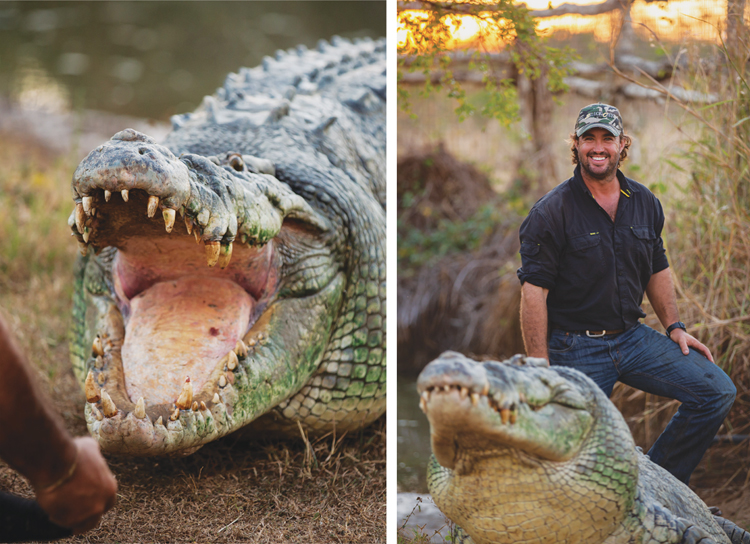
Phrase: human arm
[
  {"left": 520, "top": 282, "right": 550, "bottom": 362},
  {"left": 0, "top": 314, "right": 117, "bottom": 533},
  {"left": 644, "top": 268, "right": 714, "bottom": 363}
]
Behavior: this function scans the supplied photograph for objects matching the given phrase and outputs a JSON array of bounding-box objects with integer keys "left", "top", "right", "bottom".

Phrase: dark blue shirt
[{"left": 517, "top": 166, "right": 669, "bottom": 331}]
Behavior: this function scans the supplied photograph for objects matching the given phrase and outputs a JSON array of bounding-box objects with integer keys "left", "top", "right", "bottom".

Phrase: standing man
[{"left": 517, "top": 103, "right": 735, "bottom": 485}]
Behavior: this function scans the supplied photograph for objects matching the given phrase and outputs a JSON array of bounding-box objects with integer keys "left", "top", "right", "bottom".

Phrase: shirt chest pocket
[
  {"left": 564, "top": 232, "right": 605, "bottom": 280},
  {"left": 569, "top": 232, "right": 601, "bottom": 252},
  {"left": 629, "top": 225, "right": 656, "bottom": 272}
]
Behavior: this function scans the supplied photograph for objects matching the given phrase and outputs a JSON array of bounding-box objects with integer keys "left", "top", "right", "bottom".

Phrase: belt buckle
[{"left": 586, "top": 330, "right": 606, "bottom": 338}]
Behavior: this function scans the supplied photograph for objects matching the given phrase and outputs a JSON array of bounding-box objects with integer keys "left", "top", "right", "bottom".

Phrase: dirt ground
[{"left": 0, "top": 127, "right": 385, "bottom": 543}]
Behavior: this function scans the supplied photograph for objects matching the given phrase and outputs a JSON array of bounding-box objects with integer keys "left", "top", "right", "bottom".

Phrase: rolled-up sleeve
[
  {"left": 651, "top": 197, "right": 669, "bottom": 274},
  {"left": 517, "top": 207, "right": 561, "bottom": 289}
]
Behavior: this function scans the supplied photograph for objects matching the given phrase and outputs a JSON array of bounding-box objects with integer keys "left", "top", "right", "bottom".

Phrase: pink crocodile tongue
[{"left": 122, "top": 276, "right": 253, "bottom": 406}]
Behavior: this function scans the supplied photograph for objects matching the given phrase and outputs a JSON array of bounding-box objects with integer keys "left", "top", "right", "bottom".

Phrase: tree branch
[{"left": 397, "top": 0, "right": 628, "bottom": 18}]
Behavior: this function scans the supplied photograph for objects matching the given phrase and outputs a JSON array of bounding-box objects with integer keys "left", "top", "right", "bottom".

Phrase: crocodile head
[
  {"left": 69, "top": 129, "right": 345, "bottom": 455},
  {"left": 417, "top": 352, "right": 638, "bottom": 544}
]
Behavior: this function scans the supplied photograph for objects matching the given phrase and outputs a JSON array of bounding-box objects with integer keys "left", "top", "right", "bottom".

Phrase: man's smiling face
[{"left": 575, "top": 127, "right": 625, "bottom": 182}]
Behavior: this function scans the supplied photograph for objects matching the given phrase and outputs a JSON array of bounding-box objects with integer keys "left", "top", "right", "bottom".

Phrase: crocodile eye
[{"left": 228, "top": 154, "right": 244, "bottom": 172}]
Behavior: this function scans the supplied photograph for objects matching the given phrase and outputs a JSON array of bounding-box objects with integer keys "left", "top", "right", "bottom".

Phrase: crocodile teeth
[
  {"left": 481, "top": 383, "right": 489, "bottom": 396},
  {"left": 213, "top": 393, "right": 220, "bottom": 404},
  {"left": 191, "top": 401, "right": 199, "bottom": 411},
  {"left": 509, "top": 411, "right": 517, "bottom": 425},
  {"left": 97, "top": 372, "right": 105, "bottom": 385},
  {"left": 170, "top": 408, "right": 180, "bottom": 421},
  {"left": 175, "top": 376, "right": 193, "bottom": 410},
  {"left": 218, "top": 243, "right": 233, "bottom": 269},
  {"left": 155, "top": 416, "right": 163, "bottom": 427},
  {"left": 184, "top": 216, "right": 193, "bottom": 235},
  {"left": 460, "top": 387, "right": 469, "bottom": 399},
  {"left": 92, "top": 335, "right": 104, "bottom": 357},
  {"left": 101, "top": 389, "right": 117, "bottom": 418},
  {"left": 134, "top": 397, "right": 146, "bottom": 419},
  {"left": 197, "top": 208, "right": 209, "bottom": 226},
  {"left": 500, "top": 408, "right": 510, "bottom": 425},
  {"left": 200, "top": 401, "right": 208, "bottom": 411},
  {"left": 91, "top": 405, "right": 103, "bottom": 421},
  {"left": 194, "top": 229, "right": 201, "bottom": 244},
  {"left": 85, "top": 370, "right": 100, "bottom": 403},
  {"left": 205, "top": 241, "right": 220, "bottom": 267},
  {"left": 419, "top": 396, "right": 427, "bottom": 412},
  {"left": 147, "top": 195, "right": 159, "bottom": 218},
  {"left": 421, "top": 391, "right": 429, "bottom": 403},
  {"left": 226, "top": 350, "right": 238, "bottom": 370},
  {"left": 234, "top": 339, "right": 247, "bottom": 358},
  {"left": 104, "top": 190, "right": 112, "bottom": 202},
  {"left": 82, "top": 227, "right": 91, "bottom": 243},
  {"left": 218, "top": 374, "right": 227, "bottom": 388},
  {"left": 82, "top": 196, "right": 94, "bottom": 216},
  {"left": 471, "top": 393, "right": 479, "bottom": 406},
  {"left": 163, "top": 209, "right": 176, "bottom": 233},
  {"left": 443, "top": 385, "right": 450, "bottom": 393},
  {"left": 75, "top": 202, "right": 85, "bottom": 234},
  {"left": 121, "top": 189, "right": 129, "bottom": 202}
]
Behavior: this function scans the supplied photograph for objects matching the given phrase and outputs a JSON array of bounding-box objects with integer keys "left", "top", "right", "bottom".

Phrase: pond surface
[
  {"left": 397, "top": 376, "right": 432, "bottom": 492},
  {"left": 0, "top": 1, "right": 385, "bottom": 120}
]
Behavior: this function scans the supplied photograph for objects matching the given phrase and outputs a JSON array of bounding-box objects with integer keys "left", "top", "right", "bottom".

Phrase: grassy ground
[{"left": 0, "top": 132, "right": 386, "bottom": 543}]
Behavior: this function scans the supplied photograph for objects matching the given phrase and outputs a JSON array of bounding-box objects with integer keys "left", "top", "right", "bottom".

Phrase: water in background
[
  {"left": 398, "top": 377, "right": 432, "bottom": 492},
  {"left": 0, "top": 1, "right": 385, "bottom": 120}
]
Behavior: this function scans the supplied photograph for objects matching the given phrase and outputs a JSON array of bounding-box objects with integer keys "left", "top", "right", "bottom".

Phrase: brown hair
[{"left": 568, "top": 132, "right": 632, "bottom": 165}]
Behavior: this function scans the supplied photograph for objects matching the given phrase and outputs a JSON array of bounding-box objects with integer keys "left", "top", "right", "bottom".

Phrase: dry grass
[{"left": 0, "top": 132, "right": 386, "bottom": 543}]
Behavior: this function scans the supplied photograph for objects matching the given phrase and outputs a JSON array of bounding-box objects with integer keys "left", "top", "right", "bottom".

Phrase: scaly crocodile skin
[
  {"left": 418, "top": 352, "right": 740, "bottom": 544},
  {"left": 68, "top": 37, "right": 385, "bottom": 455}
]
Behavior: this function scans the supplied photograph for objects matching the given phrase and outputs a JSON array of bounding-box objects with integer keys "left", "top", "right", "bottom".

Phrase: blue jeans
[{"left": 548, "top": 324, "right": 735, "bottom": 484}]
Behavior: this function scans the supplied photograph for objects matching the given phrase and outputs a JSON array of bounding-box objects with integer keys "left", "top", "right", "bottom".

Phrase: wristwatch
[{"left": 666, "top": 321, "right": 686, "bottom": 339}]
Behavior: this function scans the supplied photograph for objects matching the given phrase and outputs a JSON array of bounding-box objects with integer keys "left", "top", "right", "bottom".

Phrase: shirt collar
[{"left": 572, "top": 165, "right": 638, "bottom": 198}]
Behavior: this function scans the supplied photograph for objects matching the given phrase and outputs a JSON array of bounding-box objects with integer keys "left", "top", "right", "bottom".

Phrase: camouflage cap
[{"left": 575, "top": 103, "right": 623, "bottom": 137}]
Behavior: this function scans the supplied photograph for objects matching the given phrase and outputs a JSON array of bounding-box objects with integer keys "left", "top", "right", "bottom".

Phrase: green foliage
[
  {"left": 398, "top": 1, "right": 576, "bottom": 124},
  {"left": 398, "top": 203, "right": 502, "bottom": 275}
]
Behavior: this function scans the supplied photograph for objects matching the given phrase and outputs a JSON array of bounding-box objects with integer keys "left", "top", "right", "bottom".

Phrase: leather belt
[{"left": 567, "top": 329, "right": 625, "bottom": 338}]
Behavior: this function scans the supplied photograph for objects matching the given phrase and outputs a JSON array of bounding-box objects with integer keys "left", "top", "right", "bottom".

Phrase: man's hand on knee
[{"left": 670, "top": 328, "right": 714, "bottom": 363}]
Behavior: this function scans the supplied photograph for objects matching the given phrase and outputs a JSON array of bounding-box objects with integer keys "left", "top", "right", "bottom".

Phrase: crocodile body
[
  {"left": 68, "top": 37, "right": 385, "bottom": 456},
  {"left": 417, "top": 352, "right": 747, "bottom": 544}
]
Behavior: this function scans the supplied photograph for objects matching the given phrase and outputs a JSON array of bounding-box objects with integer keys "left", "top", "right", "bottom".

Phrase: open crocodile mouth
[
  {"left": 70, "top": 129, "right": 337, "bottom": 455},
  {"left": 103, "top": 190, "right": 277, "bottom": 408},
  {"left": 417, "top": 353, "right": 593, "bottom": 468}
]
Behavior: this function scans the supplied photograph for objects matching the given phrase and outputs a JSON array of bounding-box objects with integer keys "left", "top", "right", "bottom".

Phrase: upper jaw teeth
[{"left": 419, "top": 383, "right": 521, "bottom": 425}]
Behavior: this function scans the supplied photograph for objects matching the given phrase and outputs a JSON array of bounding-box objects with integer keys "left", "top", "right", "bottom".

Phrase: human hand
[
  {"left": 35, "top": 436, "right": 117, "bottom": 534},
  {"left": 670, "top": 328, "right": 714, "bottom": 363}
]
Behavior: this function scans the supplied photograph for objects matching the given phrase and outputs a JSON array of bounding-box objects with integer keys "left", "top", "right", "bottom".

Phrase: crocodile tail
[{"left": 714, "top": 516, "right": 750, "bottom": 544}]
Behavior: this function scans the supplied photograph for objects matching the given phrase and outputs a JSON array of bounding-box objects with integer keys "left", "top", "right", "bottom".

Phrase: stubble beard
[{"left": 580, "top": 153, "right": 619, "bottom": 181}]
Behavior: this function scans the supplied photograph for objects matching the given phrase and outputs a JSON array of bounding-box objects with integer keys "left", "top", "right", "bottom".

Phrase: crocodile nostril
[{"left": 138, "top": 147, "right": 147, "bottom": 155}]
